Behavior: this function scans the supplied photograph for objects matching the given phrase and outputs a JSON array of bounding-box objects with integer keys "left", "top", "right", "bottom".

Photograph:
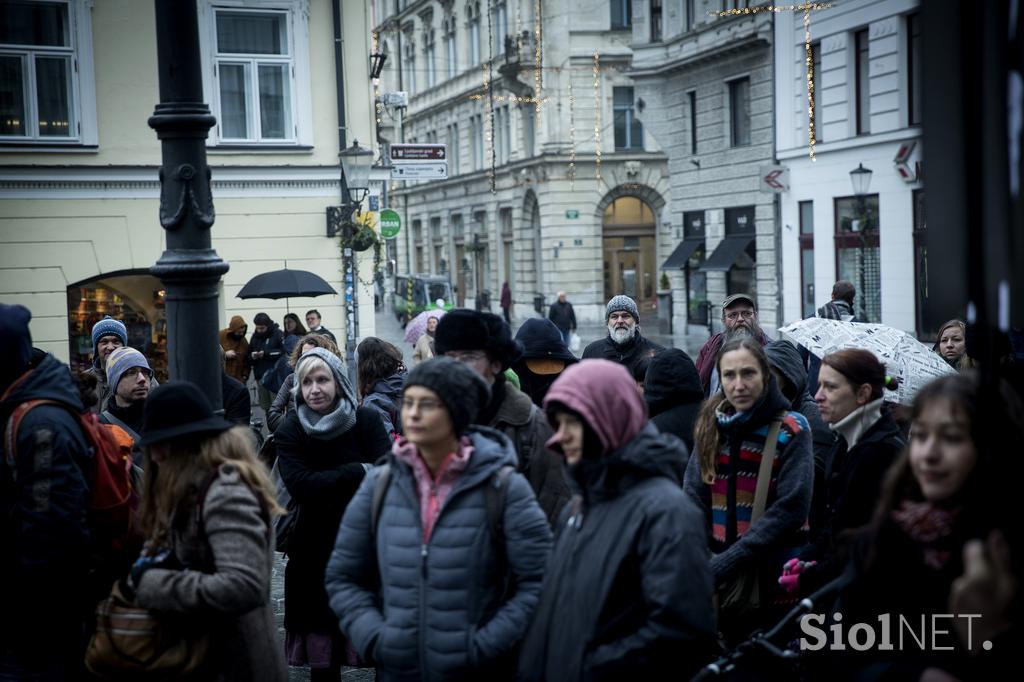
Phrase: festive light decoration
[
  {"left": 804, "top": 7, "right": 815, "bottom": 161},
  {"left": 372, "top": 32, "right": 383, "bottom": 130},
  {"left": 568, "top": 75, "right": 576, "bottom": 189},
  {"left": 711, "top": 2, "right": 834, "bottom": 160},
  {"left": 593, "top": 50, "right": 601, "bottom": 182},
  {"left": 534, "top": 0, "right": 543, "bottom": 114},
  {"left": 711, "top": 2, "right": 834, "bottom": 17},
  {"left": 484, "top": 0, "right": 496, "bottom": 193}
]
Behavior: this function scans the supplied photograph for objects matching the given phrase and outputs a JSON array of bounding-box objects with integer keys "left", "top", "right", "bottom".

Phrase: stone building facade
[
  {"left": 629, "top": 1, "right": 781, "bottom": 337},
  {"left": 372, "top": 0, "right": 670, "bottom": 325}
]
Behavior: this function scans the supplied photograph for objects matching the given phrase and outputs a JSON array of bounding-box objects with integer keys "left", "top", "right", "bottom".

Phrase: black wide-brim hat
[{"left": 138, "top": 380, "right": 235, "bottom": 447}]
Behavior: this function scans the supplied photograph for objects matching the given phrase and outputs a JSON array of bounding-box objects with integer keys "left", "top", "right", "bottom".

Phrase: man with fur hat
[
  {"left": 86, "top": 315, "right": 127, "bottom": 411},
  {"left": 435, "top": 309, "right": 571, "bottom": 524},
  {"left": 0, "top": 304, "right": 96, "bottom": 679},
  {"left": 582, "top": 295, "right": 663, "bottom": 375}
]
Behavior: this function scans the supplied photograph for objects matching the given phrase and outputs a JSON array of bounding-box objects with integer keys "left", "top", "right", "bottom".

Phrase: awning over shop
[
  {"left": 699, "top": 236, "right": 754, "bottom": 272},
  {"left": 661, "top": 238, "right": 703, "bottom": 269}
]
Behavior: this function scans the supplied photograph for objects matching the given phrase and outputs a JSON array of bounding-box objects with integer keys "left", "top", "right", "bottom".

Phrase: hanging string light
[
  {"left": 568, "top": 75, "right": 576, "bottom": 189},
  {"left": 593, "top": 50, "right": 601, "bottom": 182},
  {"left": 372, "top": 31, "right": 383, "bottom": 132},
  {"left": 484, "top": 0, "right": 496, "bottom": 193},
  {"left": 708, "top": 3, "right": 834, "bottom": 159},
  {"left": 804, "top": 6, "right": 816, "bottom": 161},
  {"left": 534, "top": 0, "right": 543, "bottom": 114}
]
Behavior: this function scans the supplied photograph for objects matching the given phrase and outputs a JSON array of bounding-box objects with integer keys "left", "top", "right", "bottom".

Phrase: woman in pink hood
[{"left": 518, "top": 359, "right": 715, "bottom": 681}]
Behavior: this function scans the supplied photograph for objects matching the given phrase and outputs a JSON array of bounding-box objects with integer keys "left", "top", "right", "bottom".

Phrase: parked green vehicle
[{"left": 391, "top": 274, "right": 454, "bottom": 324}]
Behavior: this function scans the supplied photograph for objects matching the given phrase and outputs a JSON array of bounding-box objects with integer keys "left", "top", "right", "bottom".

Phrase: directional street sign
[
  {"left": 759, "top": 165, "right": 790, "bottom": 193},
  {"left": 390, "top": 144, "right": 446, "bottom": 162},
  {"left": 391, "top": 162, "right": 448, "bottom": 180}
]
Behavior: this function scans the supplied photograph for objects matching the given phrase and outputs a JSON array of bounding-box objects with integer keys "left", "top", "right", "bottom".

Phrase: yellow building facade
[{"left": 0, "top": 0, "right": 377, "bottom": 373}]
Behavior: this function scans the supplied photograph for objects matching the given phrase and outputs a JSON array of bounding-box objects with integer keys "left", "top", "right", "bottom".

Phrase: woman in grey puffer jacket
[{"left": 325, "top": 358, "right": 553, "bottom": 681}]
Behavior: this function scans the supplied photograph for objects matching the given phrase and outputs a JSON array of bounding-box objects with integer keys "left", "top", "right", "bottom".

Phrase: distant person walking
[
  {"left": 547, "top": 291, "right": 577, "bottom": 347},
  {"left": 501, "top": 281, "right": 513, "bottom": 324},
  {"left": 220, "top": 315, "right": 250, "bottom": 384},
  {"left": 817, "top": 280, "right": 860, "bottom": 321}
]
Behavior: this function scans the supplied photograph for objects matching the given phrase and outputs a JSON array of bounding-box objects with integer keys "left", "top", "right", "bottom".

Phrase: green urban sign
[
  {"left": 565, "top": 210, "right": 579, "bottom": 219},
  {"left": 380, "top": 209, "right": 401, "bottom": 238}
]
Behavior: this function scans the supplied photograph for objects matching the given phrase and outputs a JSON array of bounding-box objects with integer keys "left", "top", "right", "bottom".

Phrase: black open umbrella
[{"left": 236, "top": 268, "right": 337, "bottom": 312}]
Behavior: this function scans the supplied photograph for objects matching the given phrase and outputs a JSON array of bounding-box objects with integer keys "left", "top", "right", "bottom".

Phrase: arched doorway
[
  {"left": 602, "top": 196, "right": 658, "bottom": 316},
  {"left": 67, "top": 270, "right": 169, "bottom": 381}
]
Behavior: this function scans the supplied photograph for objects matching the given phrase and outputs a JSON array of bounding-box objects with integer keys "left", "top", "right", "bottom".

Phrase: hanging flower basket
[{"left": 344, "top": 224, "right": 379, "bottom": 252}]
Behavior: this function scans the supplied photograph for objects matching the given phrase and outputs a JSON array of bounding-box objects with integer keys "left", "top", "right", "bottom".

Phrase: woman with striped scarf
[{"left": 683, "top": 337, "right": 814, "bottom": 643}]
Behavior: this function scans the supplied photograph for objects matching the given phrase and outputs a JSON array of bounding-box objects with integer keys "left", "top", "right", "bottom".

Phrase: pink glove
[{"left": 778, "top": 558, "right": 817, "bottom": 593}]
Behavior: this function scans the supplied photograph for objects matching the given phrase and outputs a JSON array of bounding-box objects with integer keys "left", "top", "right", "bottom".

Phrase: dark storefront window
[
  {"left": 683, "top": 210, "right": 707, "bottom": 325},
  {"left": 725, "top": 206, "right": 756, "bottom": 296},
  {"left": 799, "top": 200, "right": 815, "bottom": 318},
  {"left": 835, "top": 194, "right": 881, "bottom": 322}
]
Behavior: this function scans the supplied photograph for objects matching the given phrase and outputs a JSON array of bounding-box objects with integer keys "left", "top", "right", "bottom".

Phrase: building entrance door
[{"left": 602, "top": 196, "right": 658, "bottom": 316}]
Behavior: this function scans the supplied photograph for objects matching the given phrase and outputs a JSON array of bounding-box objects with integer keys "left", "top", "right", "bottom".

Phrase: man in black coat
[
  {"left": 249, "top": 312, "right": 285, "bottom": 411},
  {"left": 0, "top": 304, "right": 95, "bottom": 680},
  {"left": 643, "top": 348, "right": 703, "bottom": 455},
  {"left": 547, "top": 291, "right": 577, "bottom": 347},
  {"left": 582, "top": 295, "right": 663, "bottom": 375}
]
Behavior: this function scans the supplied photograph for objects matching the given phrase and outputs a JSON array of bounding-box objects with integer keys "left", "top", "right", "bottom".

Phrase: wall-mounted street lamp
[
  {"left": 327, "top": 140, "right": 374, "bottom": 237},
  {"left": 848, "top": 162, "right": 875, "bottom": 318},
  {"left": 849, "top": 163, "right": 873, "bottom": 197},
  {"left": 370, "top": 51, "right": 387, "bottom": 80}
]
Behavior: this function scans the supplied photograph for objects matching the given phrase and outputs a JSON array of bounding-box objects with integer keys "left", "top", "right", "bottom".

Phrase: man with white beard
[
  {"left": 694, "top": 293, "right": 772, "bottom": 396},
  {"left": 582, "top": 295, "right": 663, "bottom": 375}
]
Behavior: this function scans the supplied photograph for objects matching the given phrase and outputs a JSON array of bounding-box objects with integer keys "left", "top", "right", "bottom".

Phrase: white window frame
[
  {"left": 494, "top": 1, "right": 508, "bottom": 58},
  {"left": 444, "top": 15, "right": 457, "bottom": 79},
  {"left": 197, "top": 0, "right": 312, "bottom": 147},
  {"left": 403, "top": 33, "right": 417, "bottom": 95},
  {"left": 423, "top": 27, "right": 435, "bottom": 88},
  {"left": 467, "top": 3, "right": 480, "bottom": 67},
  {"left": 447, "top": 121, "right": 459, "bottom": 174},
  {"left": 0, "top": 0, "right": 97, "bottom": 146}
]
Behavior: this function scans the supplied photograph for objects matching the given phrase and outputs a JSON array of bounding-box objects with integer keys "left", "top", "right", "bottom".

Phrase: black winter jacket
[
  {"left": 799, "top": 411, "right": 905, "bottom": 592},
  {"left": 275, "top": 407, "right": 391, "bottom": 632},
  {"left": 547, "top": 300, "right": 577, "bottom": 332},
  {"left": 518, "top": 425, "right": 716, "bottom": 681},
  {"left": 581, "top": 332, "right": 663, "bottom": 376},
  {"left": 221, "top": 372, "right": 251, "bottom": 425},
  {"left": 763, "top": 341, "right": 836, "bottom": 476},
  {"left": 643, "top": 348, "right": 702, "bottom": 454},
  {"left": 249, "top": 324, "right": 285, "bottom": 381},
  {"left": 0, "top": 354, "right": 93, "bottom": 663}
]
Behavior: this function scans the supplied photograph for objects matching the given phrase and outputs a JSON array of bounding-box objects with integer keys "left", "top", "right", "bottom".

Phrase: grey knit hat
[
  {"left": 606, "top": 295, "right": 640, "bottom": 323},
  {"left": 403, "top": 357, "right": 491, "bottom": 436}
]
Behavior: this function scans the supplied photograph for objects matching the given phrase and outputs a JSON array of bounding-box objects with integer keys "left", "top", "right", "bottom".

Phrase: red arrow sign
[{"left": 764, "top": 170, "right": 785, "bottom": 189}]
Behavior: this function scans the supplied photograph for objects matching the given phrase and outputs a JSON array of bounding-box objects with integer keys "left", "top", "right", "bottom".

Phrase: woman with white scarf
[{"left": 275, "top": 348, "right": 391, "bottom": 681}]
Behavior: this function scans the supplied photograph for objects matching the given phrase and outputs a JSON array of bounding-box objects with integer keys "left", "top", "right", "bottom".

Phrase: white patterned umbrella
[{"left": 778, "top": 317, "right": 955, "bottom": 404}]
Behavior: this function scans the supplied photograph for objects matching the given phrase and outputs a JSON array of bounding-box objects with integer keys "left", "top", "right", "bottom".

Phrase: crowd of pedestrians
[{"left": 1, "top": 288, "right": 1021, "bottom": 681}]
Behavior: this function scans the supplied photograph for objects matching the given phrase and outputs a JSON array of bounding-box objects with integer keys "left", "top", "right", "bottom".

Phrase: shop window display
[{"left": 67, "top": 280, "right": 168, "bottom": 381}]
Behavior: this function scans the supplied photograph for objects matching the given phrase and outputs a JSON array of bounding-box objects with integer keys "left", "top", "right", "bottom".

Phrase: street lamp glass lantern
[
  {"left": 849, "top": 163, "right": 873, "bottom": 196},
  {"left": 340, "top": 139, "right": 374, "bottom": 204}
]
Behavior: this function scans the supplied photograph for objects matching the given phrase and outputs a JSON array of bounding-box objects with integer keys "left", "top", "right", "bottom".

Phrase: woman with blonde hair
[
  {"left": 127, "top": 381, "right": 287, "bottom": 681},
  {"left": 933, "top": 319, "right": 977, "bottom": 371},
  {"left": 267, "top": 333, "right": 340, "bottom": 433}
]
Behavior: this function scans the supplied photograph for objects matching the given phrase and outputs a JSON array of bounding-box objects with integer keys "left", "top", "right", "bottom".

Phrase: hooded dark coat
[
  {"left": 512, "top": 318, "right": 577, "bottom": 407},
  {"left": 221, "top": 372, "right": 251, "bottom": 425},
  {"left": 763, "top": 341, "right": 836, "bottom": 475},
  {"left": 581, "top": 330, "right": 662, "bottom": 376},
  {"left": 643, "top": 348, "right": 702, "bottom": 455},
  {"left": 521, "top": 360, "right": 715, "bottom": 681},
  {"left": 0, "top": 354, "right": 93, "bottom": 671},
  {"left": 361, "top": 370, "right": 407, "bottom": 438}
]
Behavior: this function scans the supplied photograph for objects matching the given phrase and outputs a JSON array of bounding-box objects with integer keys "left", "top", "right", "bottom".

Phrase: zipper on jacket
[{"left": 419, "top": 542, "right": 429, "bottom": 673}]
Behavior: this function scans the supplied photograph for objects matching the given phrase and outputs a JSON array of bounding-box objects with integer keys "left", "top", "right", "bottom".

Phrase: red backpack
[{"left": 4, "top": 399, "right": 139, "bottom": 552}]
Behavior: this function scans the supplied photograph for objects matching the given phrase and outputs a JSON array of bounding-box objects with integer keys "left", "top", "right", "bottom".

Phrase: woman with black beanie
[{"left": 325, "top": 357, "right": 552, "bottom": 681}]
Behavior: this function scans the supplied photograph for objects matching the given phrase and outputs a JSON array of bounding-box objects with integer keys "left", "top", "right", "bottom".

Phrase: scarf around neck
[
  {"left": 890, "top": 500, "right": 961, "bottom": 570},
  {"left": 297, "top": 398, "right": 357, "bottom": 440}
]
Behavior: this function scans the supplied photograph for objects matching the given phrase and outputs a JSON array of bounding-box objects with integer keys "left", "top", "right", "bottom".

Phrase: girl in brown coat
[{"left": 129, "top": 381, "right": 287, "bottom": 682}]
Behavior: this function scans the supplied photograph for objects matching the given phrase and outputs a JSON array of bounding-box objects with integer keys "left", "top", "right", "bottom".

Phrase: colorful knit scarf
[{"left": 890, "top": 500, "right": 961, "bottom": 570}]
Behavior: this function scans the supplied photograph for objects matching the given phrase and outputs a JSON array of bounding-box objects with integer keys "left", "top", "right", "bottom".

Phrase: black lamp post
[
  {"left": 370, "top": 51, "right": 387, "bottom": 80},
  {"left": 334, "top": 140, "right": 373, "bottom": 382},
  {"left": 849, "top": 163, "right": 874, "bottom": 321},
  {"left": 148, "top": 0, "right": 228, "bottom": 408}
]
